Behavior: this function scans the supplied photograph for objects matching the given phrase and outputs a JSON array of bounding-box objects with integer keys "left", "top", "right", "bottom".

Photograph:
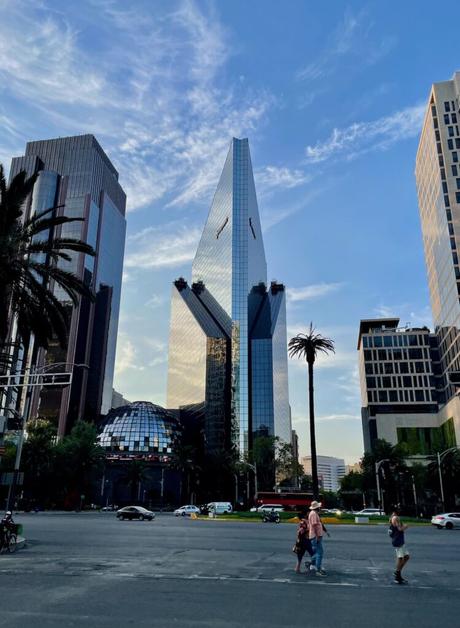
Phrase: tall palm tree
[
  {"left": 288, "top": 323, "right": 335, "bottom": 499},
  {"left": 0, "top": 165, "right": 95, "bottom": 352}
]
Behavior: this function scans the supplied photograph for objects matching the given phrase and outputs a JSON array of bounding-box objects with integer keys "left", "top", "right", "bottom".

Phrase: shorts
[{"left": 395, "top": 545, "right": 409, "bottom": 559}]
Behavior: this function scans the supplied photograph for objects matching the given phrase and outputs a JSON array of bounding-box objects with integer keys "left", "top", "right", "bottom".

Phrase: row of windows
[
  {"left": 363, "top": 347, "right": 429, "bottom": 361},
  {"left": 362, "top": 334, "right": 427, "bottom": 348},
  {"left": 444, "top": 100, "right": 458, "bottom": 113},
  {"left": 367, "top": 389, "right": 435, "bottom": 403},
  {"left": 444, "top": 112, "right": 458, "bottom": 124},
  {"left": 366, "top": 374, "right": 434, "bottom": 389},
  {"left": 364, "top": 361, "right": 430, "bottom": 375}
]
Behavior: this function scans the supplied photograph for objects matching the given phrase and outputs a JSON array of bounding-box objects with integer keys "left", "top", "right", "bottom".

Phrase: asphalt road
[{"left": 0, "top": 512, "right": 459, "bottom": 627}]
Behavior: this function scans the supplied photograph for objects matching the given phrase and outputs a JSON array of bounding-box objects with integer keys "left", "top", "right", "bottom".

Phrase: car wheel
[
  {"left": 182, "top": 512, "right": 186, "bottom": 516},
  {"left": 446, "top": 522, "right": 453, "bottom": 530},
  {"left": 437, "top": 525, "right": 442, "bottom": 529},
  {"left": 139, "top": 514, "right": 145, "bottom": 521}
]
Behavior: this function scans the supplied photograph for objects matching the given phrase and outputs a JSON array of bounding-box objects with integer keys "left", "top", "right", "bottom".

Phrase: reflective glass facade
[
  {"left": 9, "top": 135, "right": 126, "bottom": 434},
  {"left": 168, "top": 138, "right": 291, "bottom": 456},
  {"left": 98, "top": 401, "right": 179, "bottom": 455}
]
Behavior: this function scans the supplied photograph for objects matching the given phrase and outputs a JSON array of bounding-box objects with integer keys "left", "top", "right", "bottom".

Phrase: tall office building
[
  {"left": 358, "top": 72, "right": 460, "bottom": 453},
  {"left": 9, "top": 135, "right": 126, "bottom": 435},
  {"left": 167, "top": 138, "right": 291, "bottom": 455},
  {"left": 301, "top": 455, "right": 346, "bottom": 492},
  {"left": 416, "top": 72, "right": 460, "bottom": 402}
]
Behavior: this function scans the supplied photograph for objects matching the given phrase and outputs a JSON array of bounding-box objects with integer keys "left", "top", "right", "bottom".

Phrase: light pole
[
  {"left": 436, "top": 447, "right": 459, "bottom": 512},
  {"left": 375, "top": 459, "right": 390, "bottom": 513},
  {"left": 3, "top": 362, "right": 89, "bottom": 511},
  {"left": 244, "top": 462, "right": 258, "bottom": 505}
]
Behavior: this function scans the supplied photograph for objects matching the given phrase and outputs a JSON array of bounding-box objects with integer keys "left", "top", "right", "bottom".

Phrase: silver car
[{"left": 431, "top": 512, "right": 460, "bottom": 529}]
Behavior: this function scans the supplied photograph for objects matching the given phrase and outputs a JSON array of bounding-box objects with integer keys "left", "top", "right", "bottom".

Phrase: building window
[
  {"left": 445, "top": 195, "right": 451, "bottom": 207},
  {"left": 448, "top": 126, "right": 455, "bottom": 137},
  {"left": 378, "top": 349, "right": 387, "bottom": 360},
  {"left": 373, "top": 336, "right": 382, "bottom": 347},
  {"left": 439, "top": 155, "right": 444, "bottom": 166},
  {"left": 453, "top": 113, "right": 458, "bottom": 123},
  {"left": 399, "top": 362, "right": 409, "bottom": 373},
  {"left": 378, "top": 390, "right": 388, "bottom": 402},
  {"left": 382, "top": 376, "right": 391, "bottom": 387},
  {"left": 365, "top": 363, "right": 373, "bottom": 374},
  {"left": 449, "top": 223, "right": 455, "bottom": 236},
  {"left": 384, "top": 363, "right": 394, "bottom": 374},
  {"left": 444, "top": 114, "right": 450, "bottom": 124},
  {"left": 448, "top": 139, "right": 454, "bottom": 150},
  {"left": 457, "top": 179, "right": 460, "bottom": 189},
  {"left": 440, "top": 167, "right": 446, "bottom": 179},
  {"left": 456, "top": 192, "right": 460, "bottom": 203},
  {"left": 453, "top": 151, "right": 459, "bottom": 163},
  {"left": 445, "top": 101, "right": 451, "bottom": 112},
  {"left": 453, "top": 165, "right": 458, "bottom": 176},
  {"left": 366, "top": 377, "right": 376, "bottom": 388},
  {"left": 363, "top": 336, "right": 368, "bottom": 348},
  {"left": 383, "top": 336, "right": 392, "bottom": 347},
  {"left": 389, "top": 390, "right": 398, "bottom": 402},
  {"left": 415, "top": 390, "right": 424, "bottom": 402},
  {"left": 456, "top": 138, "right": 460, "bottom": 148}
]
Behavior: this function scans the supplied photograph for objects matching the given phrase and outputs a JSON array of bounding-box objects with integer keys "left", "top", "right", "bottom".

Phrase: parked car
[
  {"left": 174, "top": 505, "right": 201, "bottom": 517},
  {"left": 250, "top": 504, "right": 284, "bottom": 513},
  {"left": 431, "top": 512, "right": 460, "bottom": 529},
  {"left": 207, "top": 502, "right": 232, "bottom": 515},
  {"left": 116, "top": 506, "right": 155, "bottom": 521},
  {"left": 101, "top": 504, "right": 118, "bottom": 511},
  {"left": 354, "top": 508, "right": 385, "bottom": 516}
]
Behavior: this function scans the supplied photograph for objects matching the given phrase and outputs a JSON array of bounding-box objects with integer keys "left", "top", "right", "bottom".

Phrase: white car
[
  {"left": 250, "top": 504, "right": 284, "bottom": 513},
  {"left": 354, "top": 508, "right": 385, "bottom": 516},
  {"left": 174, "top": 505, "right": 200, "bottom": 517},
  {"left": 207, "top": 502, "right": 232, "bottom": 514},
  {"left": 431, "top": 512, "right": 460, "bottom": 529}
]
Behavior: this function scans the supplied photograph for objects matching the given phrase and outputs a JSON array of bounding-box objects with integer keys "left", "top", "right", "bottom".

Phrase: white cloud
[
  {"left": 124, "top": 223, "right": 201, "bottom": 270},
  {"left": 316, "top": 413, "right": 361, "bottom": 422},
  {"left": 115, "top": 335, "right": 144, "bottom": 376},
  {"left": 287, "top": 282, "right": 343, "bottom": 303},
  {"left": 0, "top": 0, "right": 273, "bottom": 212},
  {"left": 255, "top": 166, "right": 311, "bottom": 191},
  {"left": 145, "top": 294, "right": 166, "bottom": 309},
  {"left": 373, "top": 303, "right": 433, "bottom": 330},
  {"left": 305, "top": 103, "right": 425, "bottom": 164}
]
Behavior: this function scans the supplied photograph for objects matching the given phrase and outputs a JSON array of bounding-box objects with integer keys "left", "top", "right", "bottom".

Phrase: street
[{"left": 0, "top": 512, "right": 459, "bottom": 627}]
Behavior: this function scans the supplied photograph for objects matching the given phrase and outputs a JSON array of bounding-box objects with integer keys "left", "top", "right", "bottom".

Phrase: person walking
[
  {"left": 293, "top": 510, "right": 313, "bottom": 573},
  {"left": 308, "top": 501, "right": 326, "bottom": 576},
  {"left": 389, "top": 505, "right": 410, "bottom": 584}
]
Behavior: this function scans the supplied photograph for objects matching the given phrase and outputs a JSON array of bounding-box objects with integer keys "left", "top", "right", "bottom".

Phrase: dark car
[{"left": 116, "top": 506, "right": 155, "bottom": 521}]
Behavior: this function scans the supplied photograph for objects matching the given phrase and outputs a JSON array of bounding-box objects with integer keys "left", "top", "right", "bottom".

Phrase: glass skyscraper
[
  {"left": 167, "top": 138, "right": 291, "bottom": 456},
  {"left": 9, "top": 135, "right": 126, "bottom": 435}
]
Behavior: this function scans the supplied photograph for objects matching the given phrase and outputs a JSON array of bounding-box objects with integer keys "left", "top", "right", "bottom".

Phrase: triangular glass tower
[{"left": 167, "top": 138, "right": 291, "bottom": 456}]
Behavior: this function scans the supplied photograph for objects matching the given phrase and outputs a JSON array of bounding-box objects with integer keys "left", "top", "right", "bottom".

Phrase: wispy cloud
[
  {"left": 287, "top": 282, "right": 343, "bottom": 303},
  {"left": 124, "top": 223, "right": 201, "bottom": 270},
  {"left": 373, "top": 303, "right": 432, "bottom": 329},
  {"left": 296, "top": 8, "right": 395, "bottom": 84},
  {"left": 305, "top": 103, "right": 425, "bottom": 164},
  {"left": 0, "top": 0, "right": 273, "bottom": 211},
  {"left": 316, "top": 413, "right": 360, "bottom": 422},
  {"left": 256, "top": 166, "right": 311, "bottom": 191}
]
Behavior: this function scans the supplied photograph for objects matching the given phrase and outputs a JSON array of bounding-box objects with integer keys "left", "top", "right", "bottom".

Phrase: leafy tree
[
  {"left": 54, "top": 422, "right": 104, "bottom": 506},
  {"left": 21, "top": 419, "right": 56, "bottom": 505},
  {"left": 275, "top": 440, "right": 303, "bottom": 486},
  {"left": 289, "top": 323, "right": 335, "bottom": 498},
  {"left": 0, "top": 164, "right": 95, "bottom": 356},
  {"left": 360, "top": 439, "right": 407, "bottom": 509},
  {"left": 121, "top": 460, "right": 149, "bottom": 502},
  {"left": 427, "top": 449, "right": 460, "bottom": 509}
]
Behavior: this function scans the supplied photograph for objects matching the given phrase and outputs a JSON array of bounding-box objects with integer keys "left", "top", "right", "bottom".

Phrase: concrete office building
[
  {"left": 8, "top": 135, "right": 126, "bottom": 435},
  {"left": 358, "top": 73, "right": 460, "bottom": 453},
  {"left": 167, "top": 138, "right": 291, "bottom": 456},
  {"left": 301, "top": 455, "right": 346, "bottom": 492}
]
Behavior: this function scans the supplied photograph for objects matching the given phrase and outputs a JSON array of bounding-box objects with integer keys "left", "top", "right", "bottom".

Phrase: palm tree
[
  {"left": 0, "top": 165, "right": 95, "bottom": 352},
  {"left": 288, "top": 323, "right": 335, "bottom": 499}
]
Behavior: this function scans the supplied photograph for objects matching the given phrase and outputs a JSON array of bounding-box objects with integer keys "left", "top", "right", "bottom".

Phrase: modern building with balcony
[{"left": 167, "top": 138, "right": 291, "bottom": 457}]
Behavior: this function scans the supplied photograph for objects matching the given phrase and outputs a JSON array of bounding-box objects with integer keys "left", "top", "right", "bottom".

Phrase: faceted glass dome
[{"left": 98, "top": 401, "right": 180, "bottom": 455}]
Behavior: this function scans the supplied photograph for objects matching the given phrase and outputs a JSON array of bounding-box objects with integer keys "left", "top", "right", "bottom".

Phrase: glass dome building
[{"left": 98, "top": 401, "right": 180, "bottom": 456}]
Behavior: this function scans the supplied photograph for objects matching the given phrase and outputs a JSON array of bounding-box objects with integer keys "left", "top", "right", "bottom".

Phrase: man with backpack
[{"left": 389, "top": 505, "right": 410, "bottom": 584}]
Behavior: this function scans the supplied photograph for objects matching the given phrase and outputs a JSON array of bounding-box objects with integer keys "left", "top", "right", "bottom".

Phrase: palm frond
[{"left": 288, "top": 322, "right": 335, "bottom": 364}]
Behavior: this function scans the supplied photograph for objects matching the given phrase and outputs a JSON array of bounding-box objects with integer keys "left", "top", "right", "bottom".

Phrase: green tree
[
  {"left": 275, "top": 440, "right": 303, "bottom": 487},
  {"left": 21, "top": 419, "right": 56, "bottom": 505},
  {"left": 54, "top": 422, "right": 104, "bottom": 506},
  {"left": 361, "top": 439, "right": 407, "bottom": 509},
  {"left": 289, "top": 323, "right": 335, "bottom": 498},
  {"left": 427, "top": 449, "right": 460, "bottom": 509},
  {"left": 121, "top": 460, "right": 149, "bottom": 503},
  {"left": 0, "top": 165, "right": 95, "bottom": 352}
]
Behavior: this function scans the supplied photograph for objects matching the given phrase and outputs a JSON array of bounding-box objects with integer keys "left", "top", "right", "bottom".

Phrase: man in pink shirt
[{"left": 308, "top": 501, "right": 326, "bottom": 576}]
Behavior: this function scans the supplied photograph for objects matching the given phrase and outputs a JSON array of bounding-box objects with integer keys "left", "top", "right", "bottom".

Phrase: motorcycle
[{"left": 262, "top": 510, "right": 280, "bottom": 523}]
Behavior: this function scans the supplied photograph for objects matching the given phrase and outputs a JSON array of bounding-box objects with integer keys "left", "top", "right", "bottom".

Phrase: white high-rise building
[{"left": 301, "top": 455, "right": 346, "bottom": 492}]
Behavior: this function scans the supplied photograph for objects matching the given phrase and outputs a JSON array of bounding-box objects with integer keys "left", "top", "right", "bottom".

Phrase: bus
[{"left": 255, "top": 492, "right": 315, "bottom": 511}]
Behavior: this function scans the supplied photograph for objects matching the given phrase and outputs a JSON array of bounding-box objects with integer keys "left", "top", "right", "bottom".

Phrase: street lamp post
[
  {"left": 242, "top": 462, "right": 258, "bottom": 506},
  {"left": 3, "top": 362, "right": 89, "bottom": 511},
  {"left": 436, "top": 447, "right": 459, "bottom": 512},
  {"left": 375, "top": 459, "right": 390, "bottom": 513}
]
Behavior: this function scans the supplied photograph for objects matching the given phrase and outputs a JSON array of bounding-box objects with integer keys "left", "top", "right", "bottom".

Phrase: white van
[{"left": 207, "top": 502, "right": 232, "bottom": 515}]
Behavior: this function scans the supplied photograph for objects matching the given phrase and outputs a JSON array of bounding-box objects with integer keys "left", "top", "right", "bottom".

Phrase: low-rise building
[{"left": 301, "top": 455, "right": 346, "bottom": 492}]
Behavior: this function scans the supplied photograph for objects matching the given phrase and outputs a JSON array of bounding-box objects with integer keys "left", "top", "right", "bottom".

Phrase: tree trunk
[{"left": 308, "top": 360, "right": 319, "bottom": 499}]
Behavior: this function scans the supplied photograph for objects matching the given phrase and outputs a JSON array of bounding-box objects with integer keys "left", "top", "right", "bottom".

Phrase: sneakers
[
  {"left": 316, "top": 569, "right": 327, "bottom": 577},
  {"left": 394, "top": 571, "right": 408, "bottom": 584},
  {"left": 304, "top": 561, "right": 312, "bottom": 572}
]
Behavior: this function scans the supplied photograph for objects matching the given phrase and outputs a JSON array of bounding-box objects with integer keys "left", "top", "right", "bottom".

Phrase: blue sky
[{"left": 1, "top": 0, "right": 459, "bottom": 463}]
